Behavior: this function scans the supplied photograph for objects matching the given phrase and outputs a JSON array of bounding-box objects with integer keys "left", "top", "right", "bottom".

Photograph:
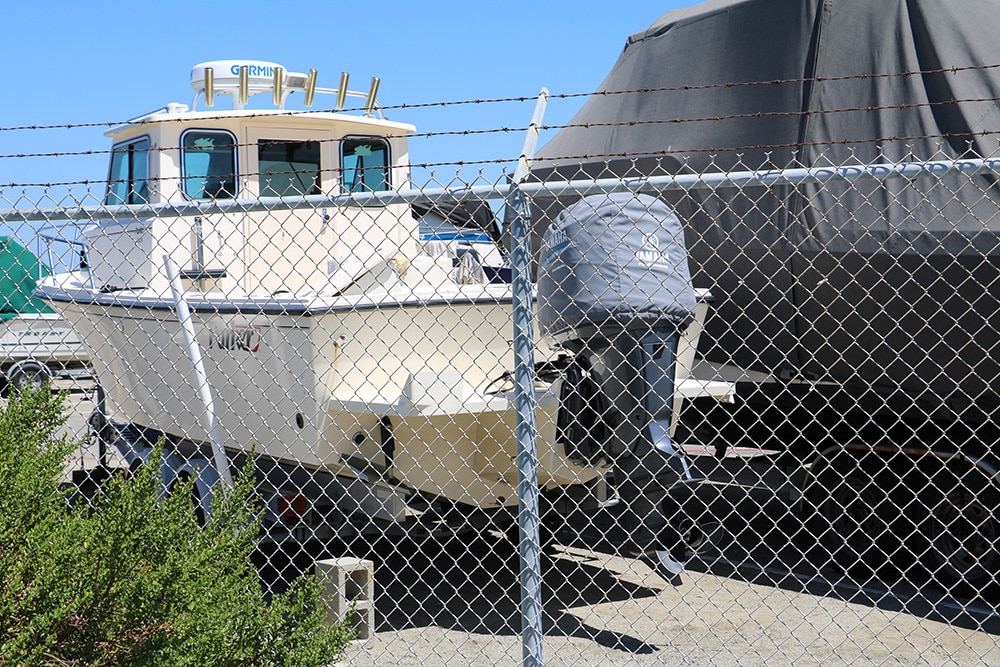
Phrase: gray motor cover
[{"left": 537, "top": 193, "right": 696, "bottom": 338}]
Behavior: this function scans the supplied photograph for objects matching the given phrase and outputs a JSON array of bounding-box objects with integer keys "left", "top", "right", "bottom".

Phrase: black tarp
[{"left": 530, "top": 0, "right": 1000, "bottom": 417}]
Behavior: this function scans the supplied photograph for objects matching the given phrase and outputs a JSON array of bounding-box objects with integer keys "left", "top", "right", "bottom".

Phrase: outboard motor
[{"left": 537, "top": 193, "right": 706, "bottom": 576}]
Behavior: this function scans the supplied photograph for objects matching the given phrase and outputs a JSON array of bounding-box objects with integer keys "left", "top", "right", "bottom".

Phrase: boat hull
[
  {"left": 0, "top": 313, "right": 89, "bottom": 367},
  {"left": 47, "top": 285, "right": 608, "bottom": 508},
  {"left": 39, "top": 267, "right": 719, "bottom": 511}
]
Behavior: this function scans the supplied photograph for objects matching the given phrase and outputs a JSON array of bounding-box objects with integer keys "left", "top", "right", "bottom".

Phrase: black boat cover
[{"left": 530, "top": 0, "right": 1000, "bottom": 415}]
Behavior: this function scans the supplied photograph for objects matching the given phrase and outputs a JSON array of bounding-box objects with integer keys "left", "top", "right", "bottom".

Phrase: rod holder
[
  {"left": 336, "top": 72, "right": 349, "bottom": 110},
  {"left": 304, "top": 69, "right": 318, "bottom": 107},
  {"left": 204, "top": 67, "right": 215, "bottom": 107},
  {"left": 365, "top": 77, "right": 380, "bottom": 116},
  {"left": 272, "top": 67, "right": 284, "bottom": 106},
  {"left": 238, "top": 66, "right": 249, "bottom": 107}
]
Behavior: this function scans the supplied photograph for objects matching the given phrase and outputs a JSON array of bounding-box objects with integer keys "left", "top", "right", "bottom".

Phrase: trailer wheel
[
  {"left": 7, "top": 360, "right": 52, "bottom": 394},
  {"left": 170, "top": 472, "right": 206, "bottom": 528},
  {"left": 921, "top": 485, "right": 1000, "bottom": 595},
  {"left": 811, "top": 452, "right": 902, "bottom": 577}
]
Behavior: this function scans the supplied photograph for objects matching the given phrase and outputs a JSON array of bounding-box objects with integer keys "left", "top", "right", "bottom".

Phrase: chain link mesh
[{"left": 3, "top": 124, "right": 1000, "bottom": 666}]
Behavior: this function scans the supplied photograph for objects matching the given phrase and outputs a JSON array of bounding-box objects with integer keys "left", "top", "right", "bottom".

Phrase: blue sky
[{"left": 0, "top": 1, "right": 697, "bottom": 208}]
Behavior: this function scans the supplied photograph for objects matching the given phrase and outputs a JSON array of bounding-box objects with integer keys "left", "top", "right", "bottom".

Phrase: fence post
[{"left": 509, "top": 88, "right": 548, "bottom": 667}]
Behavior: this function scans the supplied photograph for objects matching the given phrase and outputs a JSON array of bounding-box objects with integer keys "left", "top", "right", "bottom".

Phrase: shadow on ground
[{"left": 255, "top": 456, "right": 1000, "bottom": 655}]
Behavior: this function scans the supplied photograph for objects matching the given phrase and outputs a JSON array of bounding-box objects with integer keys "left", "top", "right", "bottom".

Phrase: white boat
[
  {"left": 414, "top": 198, "right": 511, "bottom": 284},
  {"left": 35, "top": 61, "right": 732, "bottom": 555},
  {"left": 0, "top": 237, "right": 90, "bottom": 391},
  {"left": 0, "top": 313, "right": 90, "bottom": 391}
]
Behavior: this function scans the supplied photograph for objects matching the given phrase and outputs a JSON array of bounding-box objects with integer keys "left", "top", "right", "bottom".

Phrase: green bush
[{"left": 0, "top": 388, "right": 353, "bottom": 666}]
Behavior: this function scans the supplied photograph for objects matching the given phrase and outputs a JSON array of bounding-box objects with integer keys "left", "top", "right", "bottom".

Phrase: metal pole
[
  {"left": 510, "top": 89, "right": 548, "bottom": 667},
  {"left": 163, "top": 255, "right": 233, "bottom": 488},
  {"left": 9, "top": 156, "right": 999, "bottom": 225}
]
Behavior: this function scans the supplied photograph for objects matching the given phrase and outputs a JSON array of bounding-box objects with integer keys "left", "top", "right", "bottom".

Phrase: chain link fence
[{"left": 3, "top": 91, "right": 1000, "bottom": 666}]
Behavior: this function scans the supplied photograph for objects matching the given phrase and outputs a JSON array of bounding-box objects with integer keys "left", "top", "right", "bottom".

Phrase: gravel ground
[
  {"left": 49, "top": 386, "right": 1000, "bottom": 666},
  {"left": 337, "top": 540, "right": 1000, "bottom": 667}
]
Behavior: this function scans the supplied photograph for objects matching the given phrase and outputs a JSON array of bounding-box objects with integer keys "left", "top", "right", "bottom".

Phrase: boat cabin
[{"left": 87, "top": 60, "right": 417, "bottom": 296}]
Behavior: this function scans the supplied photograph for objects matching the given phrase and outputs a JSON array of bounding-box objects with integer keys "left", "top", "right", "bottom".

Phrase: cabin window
[
  {"left": 182, "top": 130, "right": 238, "bottom": 199},
  {"left": 257, "top": 139, "right": 321, "bottom": 197},
  {"left": 105, "top": 137, "right": 150, "bottom": 205},
  {"left": 341, "top": 137, "right": 390, "bottom": 192}
]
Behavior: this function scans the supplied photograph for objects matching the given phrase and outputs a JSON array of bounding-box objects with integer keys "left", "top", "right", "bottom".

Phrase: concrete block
[{"left": 316, "top": 557, "right": 375, "bottom": 640}]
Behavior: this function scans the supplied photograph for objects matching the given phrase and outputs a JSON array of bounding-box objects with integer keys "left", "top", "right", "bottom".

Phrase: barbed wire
[
  {"left": 0, "top": 158, "right": 520, "bottom": 191},
  {"left": 1, "top": 62, "right": 999, "bottom": 134},
  {"left": 3, "top": 129, "right": 996, "bottom": 192},
  {"left": 4, "top": 93, "right": 1000, "bottom": 168},
  {"left": 418, "top": 95, "right": 1000, "bottom": 140}
]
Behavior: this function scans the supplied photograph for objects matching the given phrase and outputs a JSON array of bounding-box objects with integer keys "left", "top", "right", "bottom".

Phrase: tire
[
  {"left": 7, "top": 360, "right": 52, "bottom": 394},
  {"left": 920, "top": 484, "right": 1000, "bottom": 596},
  {"left": 170, "top": 472, "right": 207, "bottom": 527},
  {"left": 811, "top": 453, "right": 902, "bottom": 578},
  {"left": 87, "top": 407, "right": 113, "bottom": 447}
]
